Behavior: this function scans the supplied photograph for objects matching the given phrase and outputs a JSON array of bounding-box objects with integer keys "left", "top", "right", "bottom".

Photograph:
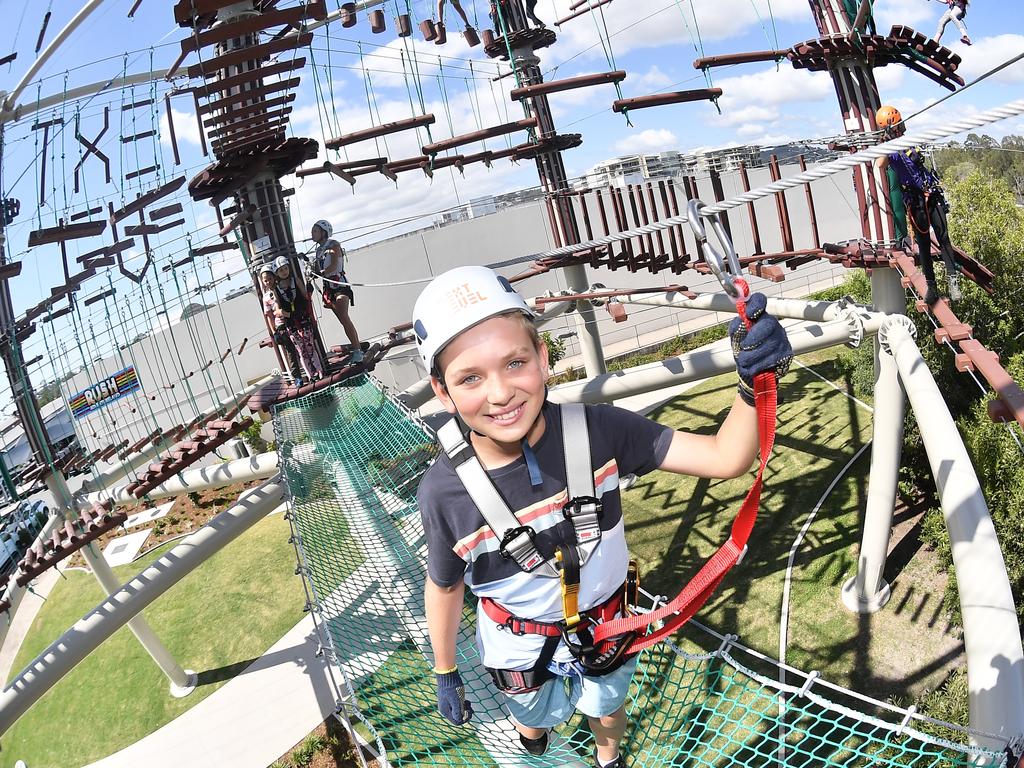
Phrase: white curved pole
[
  {"left": 84, "top": 450, "right": 279, "bottom": 507},
  {"left": 0, "top": 70, "right": 171, "bottom": 125},
  {"left": 886, "top": 320, "right": 1024, "bottom": 750},
  {"left": 3, "top": 0, "right": 110, "bottom": 113},
  {"left": 0, "top": 480, "right": 285, "bottom": 737}
]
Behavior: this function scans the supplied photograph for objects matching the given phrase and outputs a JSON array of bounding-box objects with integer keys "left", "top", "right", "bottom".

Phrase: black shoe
[
  {"left": 593, "top": 750, "right": 625, "bottom": 768},
  {"left": 520, "top": 731, "right": 549, "bottom": 756},
  {"left": 924, "top": 281, "right": 940, "bottom": 306}
]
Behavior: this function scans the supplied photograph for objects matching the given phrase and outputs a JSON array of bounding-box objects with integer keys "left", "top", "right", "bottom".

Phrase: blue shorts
[{"left": 504, "top": 657, "right": 637, "bottom": 730}]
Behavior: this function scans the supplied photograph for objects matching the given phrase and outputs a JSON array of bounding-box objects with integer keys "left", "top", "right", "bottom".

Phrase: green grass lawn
[
  {"left": 0, "top": 512, "right": 307, "bottom": 768},
  {"left": 623, "top": 347, "right": 960, "bottom": 704}
]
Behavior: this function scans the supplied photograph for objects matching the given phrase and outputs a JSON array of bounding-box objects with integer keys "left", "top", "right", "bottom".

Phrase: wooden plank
[
  {"left": 198, "top": 78, "right": 300, "bottom": 115},
  {"left": 125, "top": 165, "right": 159, "bottom": 181},
  {"left": 186, "top": 33, "right": 312, "bottom": 80},
  {"left": 70, "top": 206, "right": 103, "bottom": 221},
  {"left": 192, "top": 242, "right": 237, "bottom": 256},
  {"left": 422, "top": 118, "right": 537, "bottom": 155},
  {"left": 121, "top": 129, "right": 157, "bottom": 143},
  {"left": 202, "top": 92, "right": 296, "bottom": 128},
  {"left": 326, "top": 114, "right": 435, "bottom": 150},
  {"left": 180, "top": 1, "right": 326, "bottom": 54},
  {"left": 28, "top": 220, "right": 107, "bottom": 247},
  {"left": 122, "top": 98, "right": 154, "bottom": 111},
  {"left": 110, "top": 176, "right": 186, "bottom": 222},
  {"left": 150, "top": 203, "right": 184, "bottom": 220},
  {"left": 0, "top": 262, "right": 22, "bottom": 281},
  {"left": 190, "top": 58, "right": 305, "bottom": 99},
  {"left": 207, "top": 106, "right": 293, "bottom": 138},
  {"left": 83, "top": 288, "right": 116, "bottom": 307}
]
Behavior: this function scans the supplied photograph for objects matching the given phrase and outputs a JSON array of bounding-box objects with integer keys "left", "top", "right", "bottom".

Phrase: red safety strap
[
  {"left": 481, "top": 590, "right": 625, "bottom": 637},
  {"left": 591, "top": 281, "right": 778, "bottom": 654}
]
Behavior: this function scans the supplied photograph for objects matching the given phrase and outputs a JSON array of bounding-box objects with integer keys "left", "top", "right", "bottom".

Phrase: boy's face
[
  {"left": 276, "top": 265, "right": 290, "bottom": 280},
  {"left": 431, "top": 314, "right": 548, "bottom": 450}
]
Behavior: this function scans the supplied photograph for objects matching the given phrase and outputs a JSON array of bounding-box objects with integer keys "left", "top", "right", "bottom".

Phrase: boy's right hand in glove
[{"left": 436, "top": 667, "right": 473, "bottom": 725}]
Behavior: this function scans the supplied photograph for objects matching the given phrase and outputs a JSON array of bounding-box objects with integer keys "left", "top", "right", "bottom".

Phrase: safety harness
[{"left": 436, "top": 404, "right": 634, "bottom": 690}]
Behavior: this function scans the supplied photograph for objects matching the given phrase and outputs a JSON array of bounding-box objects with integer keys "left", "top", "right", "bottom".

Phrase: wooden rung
[
  {"left": 121, "top": 98, "right": 154, "bottom": 111},
  {"left": 199, "top": 79, "right": 300, "bottom": 116},
  {"left": 28, "top": 220, "right": 107, "bottom": 247},
  {"left": 186, "top": 33, "right": 313, "bottom": 80},
  {"left": 121, "top": 129, "right": 157, "bottom": 143},
  {"left": 612, "top": 88, "right": 722, "bottom": 113},
  {"left": 0, "top": 262, "right": 22, "bottom": 280},
  {"left": 0, "top": 52, "right": 16, "bottom": 67},
  {"left": 70, "top": 206, "right": 103, "bottom": 221},
  {"left": 202, "top": 93, "right": 297, "bottom": 129},
  {"left": 510, "top": 70, "right": 626, "bottom": 100},
  {"left": 326, "top": 114, "right": 435, "bottom": 150},
  {"left": 192, "top": 242, "right": 237, "bottom": 256},
  {"left": 422, "top": 117, "right": 538, "bottom": 155},
  {"left": 190, "top": 58, "right": 306, "bottom": 99},
  {"left": 125, "top": 165, "right": 159, "bottom": 181},
  {"left": 179, "top": 0, "right": 326, "bottom": 54},
  {"left": 110, "top": 176, "right": 186, "bottom": 222},
  {"left": 83, "top": 288, "right": 115, "bottom": 307},
  {"left": 150, "top": 203, "right": 183, "bottom": 220}
]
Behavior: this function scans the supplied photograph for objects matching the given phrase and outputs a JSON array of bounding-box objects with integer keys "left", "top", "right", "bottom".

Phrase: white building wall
[{"left": 63, "top": 159, "right": 862, "bottom": 449}]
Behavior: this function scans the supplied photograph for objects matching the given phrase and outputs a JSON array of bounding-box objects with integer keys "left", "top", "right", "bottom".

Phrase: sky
[{"left": 0, "top": 0, "right": 1022, "bottom": 410}]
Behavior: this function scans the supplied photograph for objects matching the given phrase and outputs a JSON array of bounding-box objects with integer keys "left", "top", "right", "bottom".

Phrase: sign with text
[{"left": 69, "top": 366, "right": 141, "bottom": 419}]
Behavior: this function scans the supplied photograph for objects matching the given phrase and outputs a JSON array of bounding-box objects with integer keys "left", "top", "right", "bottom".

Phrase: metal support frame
[
  {"left": 842, "top": 267, "right": 906, "bottom": 613},
  {"left": 0, "top": 480, "right": 285, "bottom": 737},
  {"left": 43, "top": 472, "right": 194, "bottom": 696},
  {"left": 885, "top": 320, "right": 1024, "bottom": 750}
]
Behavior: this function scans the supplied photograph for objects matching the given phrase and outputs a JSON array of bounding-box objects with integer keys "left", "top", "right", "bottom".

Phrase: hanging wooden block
[
  {"left": 397, "top": 13, "right": 412, "bottom": 36},
  {"left": 149, "top": 203, "right": 183, "bottom": 221},
  {"left": 464, "top": 27, "right": 480, "bottom": 46},
  {"left": 435, "top": 23, "right": 447, "bottom": 45},
  {"left": 28, "top": 220, "right": 107, "bottom": 247},
  {"left": 370, "top": 10, "right": 386, "bottom": 33},
  {"left": 420, "top": 19, "right": 437, "bottom": 41}
]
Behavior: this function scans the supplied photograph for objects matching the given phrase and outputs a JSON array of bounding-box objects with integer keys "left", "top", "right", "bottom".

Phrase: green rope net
[{"left": 273, "top": 376, "right": 1005, "bottom": 768}]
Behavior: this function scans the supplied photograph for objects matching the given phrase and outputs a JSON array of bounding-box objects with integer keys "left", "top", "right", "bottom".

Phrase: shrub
[
  {"left": 291, "top": 733, "right": 326, "bottom": 767},
  {"left": 241, "top": 421, "right": 268, "bottom": 454},
  {"left": 540, "top": 331, "right": 566, "bottom": 369}
]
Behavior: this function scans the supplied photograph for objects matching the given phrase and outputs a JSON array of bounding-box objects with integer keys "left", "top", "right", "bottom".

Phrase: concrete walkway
[
  {"left": 0, "top": 567, "right": 62, "bottom": 686},
  {"left": 84, "top": 613, "right": 337, "bottom": 768}
]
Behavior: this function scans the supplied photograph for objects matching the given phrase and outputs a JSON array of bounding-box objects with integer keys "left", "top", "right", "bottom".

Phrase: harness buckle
[
  {"left": 498, "top": 526, "right": 545, "bottom": 572},
  {"left": 562, "top": 495, "right": 602, "bottom": 543}
]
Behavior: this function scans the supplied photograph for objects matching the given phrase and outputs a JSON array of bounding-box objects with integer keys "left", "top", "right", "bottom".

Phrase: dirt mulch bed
[
  {"left": 68, "top": 480, "right": 267, "bottom": 568},
  {"left": 272, "top": 717, "right": 381, "bottom": 768}
]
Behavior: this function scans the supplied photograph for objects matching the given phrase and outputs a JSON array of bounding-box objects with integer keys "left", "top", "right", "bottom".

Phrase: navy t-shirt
[{"left": 417, "top": 401, "right": 672, "bottom": 669}]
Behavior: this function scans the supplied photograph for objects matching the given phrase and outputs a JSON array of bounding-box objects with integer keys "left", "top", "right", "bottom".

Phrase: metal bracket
[
  {"left": 878, "top": 315, "right": 917, "bottom": 356},
  {"left": 687, "top": 198, "right": 742, "bottom": 298}
]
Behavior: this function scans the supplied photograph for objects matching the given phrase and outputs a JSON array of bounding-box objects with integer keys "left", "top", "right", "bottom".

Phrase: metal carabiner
[{"left": 687, "top": 199, "right": 744, "bottom": 300}]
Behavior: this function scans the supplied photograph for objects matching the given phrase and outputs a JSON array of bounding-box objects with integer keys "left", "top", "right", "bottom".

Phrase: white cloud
[
  {"left": 160, "top": 107, "right": 202, "bottom": 147},
  {"left": 956, "top": 35, "right": 1024, "bottom": 83},
  {"left": 716, "top": 104, "right": 778, "bottom": 127},
  {"left": 872, "top": 0, "right": 933, "bottom": 30},
  {"left": 632, "top": 65, "right": 673, "bottom": 92},
  {"left": 612, "top": 128, "right": 678, "bottom": 154}
]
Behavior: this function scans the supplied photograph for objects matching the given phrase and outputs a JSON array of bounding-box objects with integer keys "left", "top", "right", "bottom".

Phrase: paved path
[
  {"left": 0, "top": 567, "right": 62, "bottom": 686},
  {"left": 84, "top": 613, "right": 337, "bottom": 768}
]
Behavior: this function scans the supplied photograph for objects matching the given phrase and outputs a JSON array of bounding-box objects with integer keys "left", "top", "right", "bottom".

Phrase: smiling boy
[{"left": 413, "top": 266, "right": 791, "bottom": 767}]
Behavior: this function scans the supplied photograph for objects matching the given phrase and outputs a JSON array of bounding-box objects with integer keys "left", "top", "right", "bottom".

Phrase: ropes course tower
[
  {"left": 483, "top": 4, "right": 607, "bottom": 375},
  {"left": 173, "top": 0, "right": 324, "bottom": 376}
]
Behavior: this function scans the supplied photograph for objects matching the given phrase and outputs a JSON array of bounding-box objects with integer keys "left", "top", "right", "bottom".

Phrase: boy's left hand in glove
[{"left": 728, "top": 292, "right": 793, "bottom": 405}]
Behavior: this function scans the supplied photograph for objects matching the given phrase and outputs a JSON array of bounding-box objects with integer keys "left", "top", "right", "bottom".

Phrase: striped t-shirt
[{"left": 418, "top": 401, "right": 672, "bottom": 670}]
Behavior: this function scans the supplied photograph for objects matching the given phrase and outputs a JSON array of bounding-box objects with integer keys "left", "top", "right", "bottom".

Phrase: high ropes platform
[{"left": 273, "top": 376, "right": 1006, "bottom": 768}]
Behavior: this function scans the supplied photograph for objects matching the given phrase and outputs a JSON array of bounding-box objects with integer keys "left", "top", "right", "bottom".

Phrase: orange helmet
[{"left": 876, "top": 105, "right": 902, "bottom": 129}]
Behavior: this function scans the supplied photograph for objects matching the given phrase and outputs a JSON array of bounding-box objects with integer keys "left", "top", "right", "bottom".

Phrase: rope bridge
[{"left": 273, "top": 375, "right": 1003, "bottom": 767}]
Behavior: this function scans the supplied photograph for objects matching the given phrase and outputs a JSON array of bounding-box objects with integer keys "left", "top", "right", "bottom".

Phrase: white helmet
[
  {"left": 258, "top": 263, "right": 276, "bottom": 277},
  {"left": 312, "top": 219, "right": 333, "bottom": 239},
  {"left": 412, "top": 265, "right": 535, "bottom": 375},
  {"left": 273, "top": 256, "right": 290, "bottom": 272}
]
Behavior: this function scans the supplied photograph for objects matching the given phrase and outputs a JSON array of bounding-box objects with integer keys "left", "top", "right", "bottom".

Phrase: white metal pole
[
  {"left": 0, "top": 70, "right": 172, "bottom": 125},
  {"left": 886, "top": 320, "right": 1024, "bottom": 750},
  {"left": 0, "top": 480, "right": 285, "bottom": 737},
  {"left": 2, "top": 0, "right": 109, "bottom": 112},
  {"left": 84, "top": 450, "right": 279, "bottom": 507},
  {"left": 44, "top": 472, "right": 193, "bottom": 694},
  {"left": 563, "top": 264, "right": 607, "bottom": 378},
  {"left": 842, "top": 268, "right": 906, "bottom": 613}
]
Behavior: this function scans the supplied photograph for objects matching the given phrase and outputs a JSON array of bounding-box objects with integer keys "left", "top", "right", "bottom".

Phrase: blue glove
[
  {"left": 436, "top": 668, "right": 473, "bottom": 725},
  {"left": 729, "top": 293, "right": 793, "bottom": 405}
]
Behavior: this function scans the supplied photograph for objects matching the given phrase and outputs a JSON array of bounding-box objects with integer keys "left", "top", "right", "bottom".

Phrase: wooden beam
[
  {"left": 612, "top": 88, "right": 722, "bottom": 113},
  {"left": 422, "top": 117, "right": 537, "bottom": 155},
  {"left": 28, "top": 220, "right": 107, "bottom": 247},
  {"left": 109, "top": 176, "right": 186, "bottom": 222},
  {"left": 202, "top": 92, "right": 296, "bottom": 128},
  {"left": 326, "top": 114, "right": 435, "bottom": 150},
  {"left": 189, "top": 58, "right": 305, "bottom": 98},
  {"left": 180, "top": 1, "right": 326, "bottom": 54},
  {"left": 510, "top": 71, "right": 625, "bottom": 100},
  {"left": 186, "top": 33, "right": 312, "bottom": 80}
]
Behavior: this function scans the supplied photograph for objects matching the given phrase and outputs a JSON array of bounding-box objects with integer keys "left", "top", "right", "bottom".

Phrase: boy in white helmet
[
  {"left": 413, "top": 266, "right": 792, "bottom": 767},
  {"left": 311, "top": 220, "right": 363, "bottom": 364}
]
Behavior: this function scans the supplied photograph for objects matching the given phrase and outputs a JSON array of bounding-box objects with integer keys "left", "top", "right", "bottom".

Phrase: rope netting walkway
[{"left": 272, "top": 376, "right": 1004, "bottom": 768}]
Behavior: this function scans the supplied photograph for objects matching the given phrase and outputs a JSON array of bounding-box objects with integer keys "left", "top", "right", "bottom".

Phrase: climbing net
[{"left": 273, "top": 375, "right": 1004, "bottom": 768}]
